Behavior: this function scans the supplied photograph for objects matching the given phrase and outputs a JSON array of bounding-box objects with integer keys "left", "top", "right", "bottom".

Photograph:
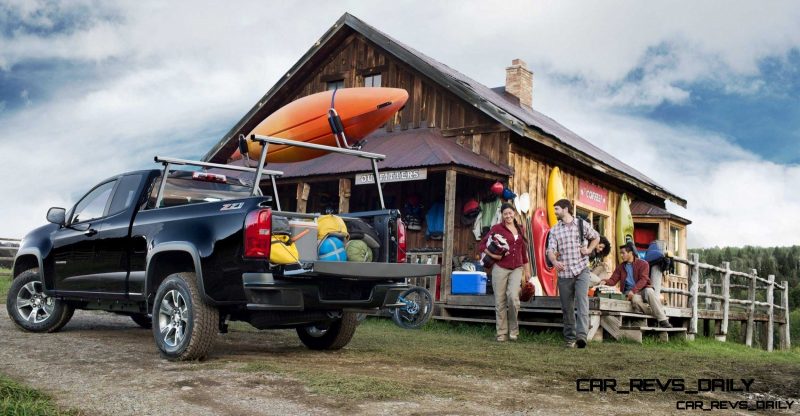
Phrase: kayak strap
[{"left": 328, "top": 87, "right": 355, "bottom": 149}]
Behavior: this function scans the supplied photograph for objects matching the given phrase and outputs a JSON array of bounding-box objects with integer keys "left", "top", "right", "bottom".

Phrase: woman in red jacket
[{"left": 480, "top": 203, "right": 531, "bottom": 342}]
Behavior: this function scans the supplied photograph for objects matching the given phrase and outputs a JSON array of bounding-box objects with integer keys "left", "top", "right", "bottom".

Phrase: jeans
[
  {"left": 558, "top": 268, "right": 591, "bottom": 342},
  {"left": 629, "top": 287, "right": 667, "bottom": 321},
  {"left": 492, "top": 265, "right": 522, "bottom": 338}
]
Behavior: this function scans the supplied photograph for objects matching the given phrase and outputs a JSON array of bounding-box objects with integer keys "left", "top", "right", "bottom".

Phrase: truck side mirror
[{"left": 46, "top": 207, "right": 66, "bottom": 226}]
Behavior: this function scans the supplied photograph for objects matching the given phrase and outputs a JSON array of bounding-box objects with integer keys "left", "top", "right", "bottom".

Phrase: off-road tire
[
  {"left": 6, "top": 268, "right": 74, "bottom": 333},
  {"left": 151, "top": 272, "right": 218, "bottom": 361},
  {"left": 296, "top": 312, "right": 359, "bottom": 350},
  {"left": 130, "top": 313, "right": 152, "bottom": 329}
]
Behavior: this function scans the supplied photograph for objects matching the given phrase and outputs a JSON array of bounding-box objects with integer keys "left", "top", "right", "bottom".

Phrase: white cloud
[
  {"left": 0, "top": 1, "right": 799, "bottom": 249},
  {"left": 533, "top": 75, "right": 798, "bottom": 247}
]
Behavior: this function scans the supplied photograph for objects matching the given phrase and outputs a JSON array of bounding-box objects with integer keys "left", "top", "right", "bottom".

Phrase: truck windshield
[{"left": 147, "top": 170, "right": 255, "bottom": 208}]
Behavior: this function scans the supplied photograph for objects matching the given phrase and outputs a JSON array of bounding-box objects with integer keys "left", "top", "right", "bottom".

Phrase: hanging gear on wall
[
  {"left": 403, "top": 194, "right": 424, "bottom": 231},
  {"left": 461, "top": 198, "right": 481, "bottom": 226}
]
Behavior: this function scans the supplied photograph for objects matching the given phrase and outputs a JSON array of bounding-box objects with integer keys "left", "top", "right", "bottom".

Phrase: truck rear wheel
[
  {"left": 6, "top": 268, "right": 74, "bottom": 333},
  {"left": 152, "top": 272, "right": 218, "bottom": 361},
  {"left": 296, "top": 312, "right": 358, "bottom": 350}
]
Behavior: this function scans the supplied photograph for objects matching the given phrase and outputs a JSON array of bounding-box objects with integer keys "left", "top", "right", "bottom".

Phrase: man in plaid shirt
[{"left": 547, "top": 199, "right": 600, "bottom": 348}]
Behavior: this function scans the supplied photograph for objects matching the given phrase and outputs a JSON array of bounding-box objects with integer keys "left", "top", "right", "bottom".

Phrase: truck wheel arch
[
  {"left": 13, "top": 251, "right": 42, "bottom": 279},
  {"left": 145, "top": 243, "right": 210, "bottom": 305}
]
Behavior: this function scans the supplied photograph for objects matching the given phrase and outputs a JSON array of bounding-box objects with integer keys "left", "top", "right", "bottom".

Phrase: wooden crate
[{"left": 406, "top": 251, "right": 442, "bottom": 297}]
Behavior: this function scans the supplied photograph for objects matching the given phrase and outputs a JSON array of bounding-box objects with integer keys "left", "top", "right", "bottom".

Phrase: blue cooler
[{"left": 451, "top": 271, "right": 488, "bottom": 295}]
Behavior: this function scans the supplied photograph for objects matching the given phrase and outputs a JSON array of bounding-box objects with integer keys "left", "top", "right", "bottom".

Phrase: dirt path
[{"left": 0, "top": 309, "right": 792, "bottom": 415}]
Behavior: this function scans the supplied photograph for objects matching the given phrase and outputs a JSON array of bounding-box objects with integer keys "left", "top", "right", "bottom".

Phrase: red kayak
[
  {"left": 232, "top": 87, "right": 408, "bottom": 163},
  {"left": 532, "top": 208, "right": 557, "bottom": 296}
]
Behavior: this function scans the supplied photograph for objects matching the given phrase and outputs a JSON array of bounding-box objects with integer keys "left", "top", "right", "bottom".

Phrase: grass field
[
  {"left": 234, "top": 317, "right": 800, "bottom": 406},
  {"left": 0, "top": 268, "right": 798, "bottom": 412},
  {"left": 0, "top": 268, "right": 11, "bottom": 299},
  {"left": 0, "top": 374, "right": 80, "bottom": 416}
]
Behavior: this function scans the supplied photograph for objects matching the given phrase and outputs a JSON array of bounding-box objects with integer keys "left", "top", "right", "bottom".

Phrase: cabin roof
[
  {"left": 631, "top": 200, "right": 692, "bottom": 225},
  {"left": 203, "top": 13, "right": 686, "bottom": 207},
  {"left": 260, "top": 128, "right": 513, "bottom": 179}
]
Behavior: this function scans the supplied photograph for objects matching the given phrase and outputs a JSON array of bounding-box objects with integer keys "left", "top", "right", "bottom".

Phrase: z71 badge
[{"left": 220, "top": 202, "right": 244, "bottom": 211}]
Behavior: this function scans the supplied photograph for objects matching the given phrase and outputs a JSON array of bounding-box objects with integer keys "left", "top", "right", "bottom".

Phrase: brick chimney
[{"left": 505, "top": 59, "right": 533, "bottom": 109}]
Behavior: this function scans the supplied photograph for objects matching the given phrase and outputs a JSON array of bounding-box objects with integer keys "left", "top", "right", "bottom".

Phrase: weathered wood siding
[
  {"left": 279, "top": 33, "right": 507, "bottom": 165},
  {"left": 508, "top": 144, "right": 621, "bottom": 270}
]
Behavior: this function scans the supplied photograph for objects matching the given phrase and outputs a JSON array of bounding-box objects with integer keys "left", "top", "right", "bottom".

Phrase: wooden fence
[
  {"left": 661, "top": 253, "right": 791, "bottom": 351},
  {"left": 0, "top": 237, "right": 20, "bottom": 274}
]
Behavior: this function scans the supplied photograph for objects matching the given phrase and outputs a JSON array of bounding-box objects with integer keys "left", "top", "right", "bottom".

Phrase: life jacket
[{"left": 425, "top": 202, "right": 445, "bottom": 240}]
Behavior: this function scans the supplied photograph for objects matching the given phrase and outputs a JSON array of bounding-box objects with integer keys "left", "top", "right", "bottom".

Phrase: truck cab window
[{"left": 71, "top": 180, "right": 117, "bottom": 224}]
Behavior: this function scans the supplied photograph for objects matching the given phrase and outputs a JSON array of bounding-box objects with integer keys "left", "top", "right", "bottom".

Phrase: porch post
[{"left": 440, "top": 169, "right": 457, "bottom": 303}]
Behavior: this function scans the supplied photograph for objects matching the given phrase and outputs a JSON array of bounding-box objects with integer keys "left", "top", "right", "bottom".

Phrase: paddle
[{"left": 516, "top": 193, "right": 539, "bottom": 293}]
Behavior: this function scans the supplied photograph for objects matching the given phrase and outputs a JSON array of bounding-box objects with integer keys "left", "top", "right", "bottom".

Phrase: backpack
[
  {"left": 270, "top": 234, "right": 300, "bottom": 265},
  {"left": 343, "top": 218, "right": 381, "bottom": 249},
  {"left": 272, "top": 215, "right": 291, "bottom": 236},
  {"left": 346, "top": 239, "right": 373, "bottom": 262},
  {"left": 545, "top": 216, "right": 585, "bottom": 267},
  {"left": 317, "top": 214, "right": 348, "bottom": 241}
]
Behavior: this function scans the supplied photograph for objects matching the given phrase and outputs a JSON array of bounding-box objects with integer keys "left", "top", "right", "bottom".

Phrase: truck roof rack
[
  {"left": 249, "top": 134, "right": 388, "bottom": 209},
  {"left": 152, "top": 156, "right": 285, "bottom": 210}
]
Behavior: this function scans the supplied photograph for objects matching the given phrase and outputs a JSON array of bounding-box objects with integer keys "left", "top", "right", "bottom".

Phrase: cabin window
[
  {"left": 364, "top": 73, "right": 382, "bottom": 87},
  {"left": 327, "top": 79, "right": 344, "bottom": 91},
  {"left": 575, "top": 207, "right": 607, "bottom": 239}
]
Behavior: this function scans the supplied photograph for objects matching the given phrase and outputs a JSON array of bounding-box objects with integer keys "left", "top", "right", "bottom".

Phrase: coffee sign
[{"left": 578, "top": 180, "right": 608, "bottom": 211}]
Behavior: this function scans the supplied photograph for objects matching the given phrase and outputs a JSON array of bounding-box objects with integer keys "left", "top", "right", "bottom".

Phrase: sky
[{"left": 1, "top": 0, "right": 799, "bottom": 248}]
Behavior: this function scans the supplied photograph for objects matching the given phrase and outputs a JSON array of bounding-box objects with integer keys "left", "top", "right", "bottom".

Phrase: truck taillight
[
  {"left": 244, "top": 209, "right": 271, "bottom": 259},
  {"left": 396, "top": 217, "right": 406, "bottom": 263}
]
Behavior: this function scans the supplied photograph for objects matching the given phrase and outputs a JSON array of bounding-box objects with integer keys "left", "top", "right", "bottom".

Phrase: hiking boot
[
  {"left": 563, "top": 341, "right": 576, "bottom": 349},
  {"left": 658, "top": 320, "right": 673, "bottom": 328},
  {"left": 496, "top": 335, "right": 508, "bottom": 342},
  {"left": 576, "top": 339, "right": 587, "bottom": 349},
  {"left": 509, "top": 335, "right": 518, "bottom": 341}
]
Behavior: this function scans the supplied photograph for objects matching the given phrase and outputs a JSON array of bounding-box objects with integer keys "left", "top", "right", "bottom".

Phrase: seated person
[
  {"left": 588, "top": 236, "right": 612, "bottom": 287},
  {"left": 600, "top": 242, "right": 672, "bottom": 328}
]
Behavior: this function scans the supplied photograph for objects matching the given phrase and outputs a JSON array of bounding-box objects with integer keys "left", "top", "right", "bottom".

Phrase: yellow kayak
[
  {"left": 546, "top": 167, "right": 566, "bottom": 227},
  {"left": 616, "top": 193, "right": 634, "bottom": 259}
]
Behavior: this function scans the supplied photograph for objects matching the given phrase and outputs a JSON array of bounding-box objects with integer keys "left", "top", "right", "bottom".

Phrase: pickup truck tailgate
[{"left": 306, "top": 262, "right": 440, "bottom": 279}]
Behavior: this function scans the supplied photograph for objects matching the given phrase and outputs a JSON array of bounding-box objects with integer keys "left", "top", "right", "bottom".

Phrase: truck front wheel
[
  {"left": 296, "top": 312, "right": 359, "bottom": 350},
  {"left": 6, "top": 268, "right": 74, "bottom": 333},
  {"left": 151, "top": 272, "right": 218, "bottom": 361}
]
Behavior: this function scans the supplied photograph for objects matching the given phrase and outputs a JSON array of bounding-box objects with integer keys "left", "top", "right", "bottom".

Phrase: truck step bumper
[{"left": 243, "top": 273, "right": 408, "bottom": 311}]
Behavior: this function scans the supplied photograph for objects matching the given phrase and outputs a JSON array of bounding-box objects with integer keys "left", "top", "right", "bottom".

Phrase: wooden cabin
[{"left": 203, "top": 13, "right": 692, "bottom": 325}]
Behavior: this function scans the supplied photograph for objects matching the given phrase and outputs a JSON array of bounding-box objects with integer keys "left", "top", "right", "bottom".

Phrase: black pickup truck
[{"left": 7, "top": 138, "right": 438, "bottom": 360}]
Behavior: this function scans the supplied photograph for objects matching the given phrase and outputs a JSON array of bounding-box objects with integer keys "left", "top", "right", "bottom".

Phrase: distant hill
[{"left": 689, "top": 246, "right": 800, "bottom": 309}]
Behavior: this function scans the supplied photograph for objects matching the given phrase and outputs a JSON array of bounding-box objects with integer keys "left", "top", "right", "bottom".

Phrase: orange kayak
[{"left": 233, "top": 87, "right": 408, "bottom": 163}]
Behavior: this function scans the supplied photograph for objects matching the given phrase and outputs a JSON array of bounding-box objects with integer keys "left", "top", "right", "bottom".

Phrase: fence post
[
  {"left": 703, "top": 278, "right": 712, "bottom": 336},
  {"left": 766, "top": 275, "right": 775, "bottom": 352},
  {"left": 745, "top": 269, "right": 757, "bottom": 348},
  {"left": 781, "top": 280, "right": 791, "bottom": 351},
  {"left": 688, "top": 253, "right": 700, "bottom": 341},
  {"left": 716, "top": 262, "right": 730, "bottom": 342}
]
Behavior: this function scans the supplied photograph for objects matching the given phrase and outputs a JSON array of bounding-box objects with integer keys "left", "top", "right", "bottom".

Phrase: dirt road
[{"left": 1, "top": 308, "right": 795, "bottom": 415}]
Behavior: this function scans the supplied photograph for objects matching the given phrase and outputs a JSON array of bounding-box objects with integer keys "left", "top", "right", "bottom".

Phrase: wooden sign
[
  {"left": 578, "top": 179, "right": 608, "bottom": 211},
  {"left": 355, "top": 168, "right": 427, "bottom": 185}
]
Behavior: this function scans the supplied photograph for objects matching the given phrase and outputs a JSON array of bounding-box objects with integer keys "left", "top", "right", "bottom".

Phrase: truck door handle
[{"left": 84, "top": 228, "right": 98, "bottom": 237}]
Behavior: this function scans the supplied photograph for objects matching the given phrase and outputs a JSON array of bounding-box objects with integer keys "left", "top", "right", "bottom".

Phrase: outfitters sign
[
  {"left": 578, "top": 180, "right": 608, "bottom": 211},
  {"left": 355, "top": 168, "right": 427, "bottom": 185}
]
